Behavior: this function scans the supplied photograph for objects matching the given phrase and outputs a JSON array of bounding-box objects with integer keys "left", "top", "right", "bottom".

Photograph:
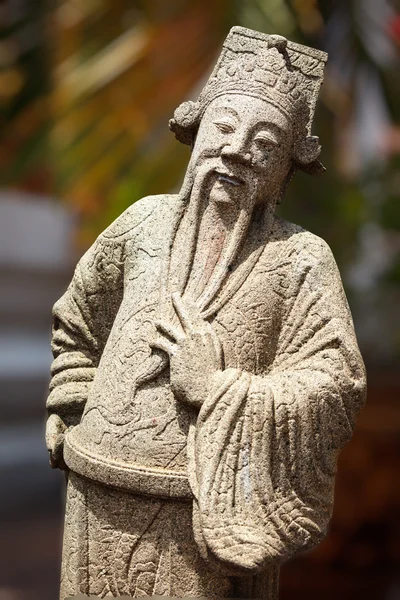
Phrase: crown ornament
[{"left": 170, "top": 27, "right": 328, "bottom": 172}]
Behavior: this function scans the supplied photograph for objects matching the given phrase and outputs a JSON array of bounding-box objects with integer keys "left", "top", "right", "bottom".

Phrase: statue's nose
[{"left": 221, "top": 135, "right": 251, "bottom": 164}]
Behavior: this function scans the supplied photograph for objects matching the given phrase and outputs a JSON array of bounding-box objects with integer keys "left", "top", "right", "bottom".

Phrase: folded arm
[
  {"left": 46, "top": 234, "right": 125, "bottom": 468},
  {"left": 189, "top": 236, "right": 367, "bottom": 571}
]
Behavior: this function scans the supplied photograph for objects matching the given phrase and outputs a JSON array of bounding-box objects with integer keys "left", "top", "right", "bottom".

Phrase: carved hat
[{"left": 170, "top": 26, "right": 328, "bottom": 173}]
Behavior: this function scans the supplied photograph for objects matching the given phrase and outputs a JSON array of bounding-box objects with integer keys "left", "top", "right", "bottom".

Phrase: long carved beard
[
  {"left": 180, "top": 158, "right": 259, "bottom": 314},
  {"left": 139, "top": 157, "right": 268, "bottom": 390}
]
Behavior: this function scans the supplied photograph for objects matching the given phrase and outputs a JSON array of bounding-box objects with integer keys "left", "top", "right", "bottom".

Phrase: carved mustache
[{"left": 193, "top": 151, "right": 254, "bottom": 189}]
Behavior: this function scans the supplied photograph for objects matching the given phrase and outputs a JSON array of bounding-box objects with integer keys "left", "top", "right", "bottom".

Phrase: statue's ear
[
  {"left": 169, "top": 101, "right": 200, "bottom": 146},
  {"left": 294, "top": 135, "right": 325, "bottom": 174},
  {"left": 294, "top": 135, "right": 321, "bottom": 165}
]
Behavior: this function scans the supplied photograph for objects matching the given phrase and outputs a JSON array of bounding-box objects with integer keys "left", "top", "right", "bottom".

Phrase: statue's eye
[
  {"left": 254, "top": 134, "right": 279, "bottom": 149},
  {"left": 214, "top": 121, "right": 235, "bottom": 133}
]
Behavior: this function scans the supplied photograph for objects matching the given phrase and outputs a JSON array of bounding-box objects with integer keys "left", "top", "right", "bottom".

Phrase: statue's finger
[
  {"left": 171, "top": 292, "right": 195, "bottom": 332},
  {"left": 210, "top": 330, "right": 223, "bottom": 366},
  {"left": 151, "top": 337, "right": 176, "bottom": 356},
  {"left": 155, "top": 320, "right": 184, "bottom": 342},
  {"left": 46, "top": 413, "right": 65, "bottom": 452}
]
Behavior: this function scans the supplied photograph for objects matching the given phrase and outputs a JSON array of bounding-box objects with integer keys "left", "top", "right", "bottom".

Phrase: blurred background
[{"left": 1, "top": 0, "right": 399, "bottom": 598}]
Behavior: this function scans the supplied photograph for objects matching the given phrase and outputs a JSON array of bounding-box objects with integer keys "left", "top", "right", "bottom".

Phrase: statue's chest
[
  {"left": 112, "top": 238, "right": 284, "bottom": 376},
  {"left": 211, "top": 276, "right": 282, "bottom": 375}
]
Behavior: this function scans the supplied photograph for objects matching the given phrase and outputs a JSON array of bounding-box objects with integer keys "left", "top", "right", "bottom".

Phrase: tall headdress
[{"left": 170, "top": 26, "right": 328, "bottom": 173}]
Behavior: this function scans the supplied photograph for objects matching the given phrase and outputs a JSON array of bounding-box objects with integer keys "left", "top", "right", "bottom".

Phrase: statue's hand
[
  {"left": 46, "top": 413, "right": 68, "bottom": 470},
  {"left": 152, "top": 292, "right": 222, "bottom": 409}
]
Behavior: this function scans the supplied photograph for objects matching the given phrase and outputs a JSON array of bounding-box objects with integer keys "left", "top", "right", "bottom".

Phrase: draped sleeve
[
  {"left": 46, "top": 232, "right": 125, "bottom": 428},
  {"left": 189, "top": 235, "right": 367, "bottom": 573}
]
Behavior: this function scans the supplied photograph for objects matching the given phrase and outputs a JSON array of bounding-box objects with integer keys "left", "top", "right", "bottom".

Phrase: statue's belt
[{"left": 63, "top": 430, "right": 193, "bottom": 499}]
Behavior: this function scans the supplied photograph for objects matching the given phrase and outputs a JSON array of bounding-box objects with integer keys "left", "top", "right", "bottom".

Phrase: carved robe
[{"left": 48, "top": 193, "right": 366, "bottom": 598}]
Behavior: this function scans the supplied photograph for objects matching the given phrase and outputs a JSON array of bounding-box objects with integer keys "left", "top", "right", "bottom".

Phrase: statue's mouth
[{"left": 214, "top": 169, "right": 244, "bottom": 187}]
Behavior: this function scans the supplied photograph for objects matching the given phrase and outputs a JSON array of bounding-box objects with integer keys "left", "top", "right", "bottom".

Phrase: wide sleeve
[
  {"left": 189, "top": 237, "right": 367, "bottom": 574},
  {"left": 46, "top": 233, "right": 125, "bottom": 429}
]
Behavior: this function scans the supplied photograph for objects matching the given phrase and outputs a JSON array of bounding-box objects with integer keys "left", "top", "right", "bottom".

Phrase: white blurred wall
[{"left": 0, "top": 190, "right": 75, "bottom": 514}]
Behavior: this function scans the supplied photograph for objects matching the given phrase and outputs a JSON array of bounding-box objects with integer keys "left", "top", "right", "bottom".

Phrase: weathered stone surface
[{"left": 46, "top": 26, "right": 366, "bottom": 599}]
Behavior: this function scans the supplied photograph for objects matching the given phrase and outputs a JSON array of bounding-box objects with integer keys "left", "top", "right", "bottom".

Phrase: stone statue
[{"left": 46, "top": 26, "right": 366, "bottom": 599}]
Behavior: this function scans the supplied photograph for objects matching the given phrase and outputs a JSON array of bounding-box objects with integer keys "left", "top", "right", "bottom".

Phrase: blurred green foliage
[{"left": 0, "top": 0, "right": 51, "bottom": 189}]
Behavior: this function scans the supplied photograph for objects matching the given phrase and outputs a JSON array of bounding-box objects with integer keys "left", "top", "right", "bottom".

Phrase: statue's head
[{"left": 170, "top": 28, "right": 327, "bottom": 212}]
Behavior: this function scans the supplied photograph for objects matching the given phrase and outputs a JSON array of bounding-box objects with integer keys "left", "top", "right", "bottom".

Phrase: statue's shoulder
[
  {"left": 271, "top": 215, "right": 336, "bottom": 265},
  {"left": 100, "top": 194, "right": 179, "bottom": 243}
]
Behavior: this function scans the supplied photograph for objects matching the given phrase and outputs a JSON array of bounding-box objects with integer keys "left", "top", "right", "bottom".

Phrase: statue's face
[{"left": 191, "top": 94, "right": 293, "bottom": 211}]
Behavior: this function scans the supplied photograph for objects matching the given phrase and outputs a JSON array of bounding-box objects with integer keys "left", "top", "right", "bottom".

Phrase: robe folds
[{"left": 47, "top": 193, "right": 366, "bottom": 593}]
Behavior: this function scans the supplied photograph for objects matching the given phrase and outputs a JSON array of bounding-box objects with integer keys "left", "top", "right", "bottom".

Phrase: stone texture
[{"left": 46, "top": 26, "right": 367, "bottom": 599}]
